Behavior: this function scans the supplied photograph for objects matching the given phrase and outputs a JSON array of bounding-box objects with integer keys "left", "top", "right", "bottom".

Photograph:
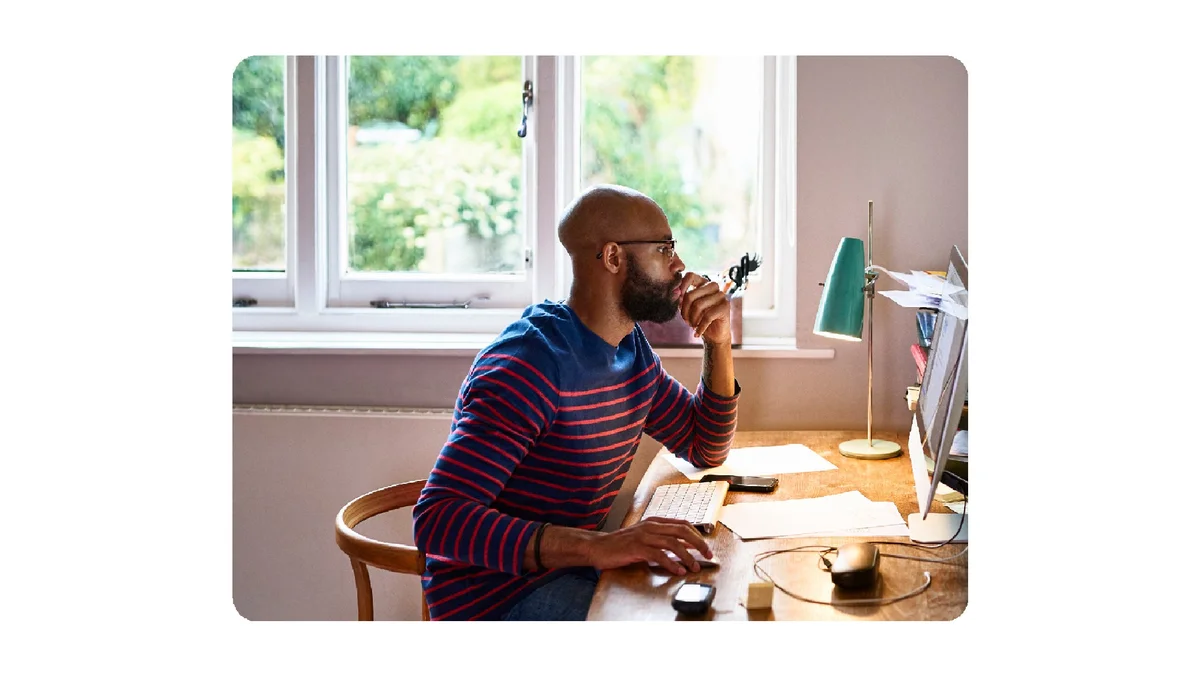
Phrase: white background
[{"left": 3, "top": 0, "right": 1196, "bottom": 673}]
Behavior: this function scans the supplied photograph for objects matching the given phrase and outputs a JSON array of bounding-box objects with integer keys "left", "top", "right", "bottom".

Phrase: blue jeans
[{"left": 501, "top": 568, "right": 599, "bottom": 621}]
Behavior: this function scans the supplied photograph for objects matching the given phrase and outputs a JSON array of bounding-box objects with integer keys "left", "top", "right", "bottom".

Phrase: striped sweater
[{"left": 412, "top": 300, "right": 739, "bottom": 620}]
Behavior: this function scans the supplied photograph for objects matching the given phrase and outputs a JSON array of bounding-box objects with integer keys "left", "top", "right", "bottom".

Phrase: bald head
[{"left": 557, "top": 184, "right": 668, "bottom": 260}]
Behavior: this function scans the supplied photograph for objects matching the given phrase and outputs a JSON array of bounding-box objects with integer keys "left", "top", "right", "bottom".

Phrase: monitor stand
[
  {"left": 907, "top": 513, "right": 967, "bottom": 544},
  {"left": 906, "top": 415, "right": 968, "bottom": 544}
]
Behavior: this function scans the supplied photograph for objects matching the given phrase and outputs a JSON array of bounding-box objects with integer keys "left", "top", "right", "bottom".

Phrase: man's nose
[{"left": 670, "top": 253, "right": 686, "bottom": 274}]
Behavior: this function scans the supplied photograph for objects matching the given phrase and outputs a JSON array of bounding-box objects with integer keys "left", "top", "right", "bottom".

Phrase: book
[
  {"left": 915, "top": 309, "right": 937, "bottom": 348},
  {"left": 910, "top": 344, "right": 928, "bottom": 382}
]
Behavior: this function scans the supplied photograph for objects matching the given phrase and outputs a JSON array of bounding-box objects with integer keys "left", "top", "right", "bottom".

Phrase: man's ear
[{"left": 599, "top": 244, "right": 623, "bottom": 273}]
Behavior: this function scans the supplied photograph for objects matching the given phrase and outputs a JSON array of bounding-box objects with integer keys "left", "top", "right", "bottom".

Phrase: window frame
[
  {"left": 323, "top": 55, "right": 539, "bottom": 312},
  {"left": 233, "top": 55, "right": 797, "bottom": 341},
  {"left": 231, "top": 55, "right": 298, "bottom": 309}
]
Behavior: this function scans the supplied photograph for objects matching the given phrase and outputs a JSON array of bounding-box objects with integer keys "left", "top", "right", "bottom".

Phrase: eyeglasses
[{"left": 596, "top": 239, "right": 678, "bottom": 260}]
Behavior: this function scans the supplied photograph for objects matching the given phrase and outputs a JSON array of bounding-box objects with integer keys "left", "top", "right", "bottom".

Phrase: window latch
[
  {"left": 517, "top": 80, "right": 533, "bottom": 138},
  {"left": 370, "top": 295, "right": 490, "bottom": 310},
  {"left": 233, "top": 297, "right": 258, "bottom": 308}
]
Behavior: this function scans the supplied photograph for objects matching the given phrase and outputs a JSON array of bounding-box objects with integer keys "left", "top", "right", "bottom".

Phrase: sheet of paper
[
  {"left": 662, "top": 443, "right": 837, "bottom": 481},
  {"left": 802, "top": 523, "right": 912, "bottom": 537},
  {"left": 873, "top": 266, "right": 965, "bottom": 315},
  {"left": 795, "top": 490, "right": 872, "bottom": 508},
  {"left": 718, "top": 494, "right": 907, "bottom": 540},
  {"left": 950, "top": 430, "right": 968, "bottom": 457},
  {"left": 877, "top": 268, "right": 946, "bottom": 294},
  {"left": 879, "top": 289, "right": 942, "bottom": 309}
]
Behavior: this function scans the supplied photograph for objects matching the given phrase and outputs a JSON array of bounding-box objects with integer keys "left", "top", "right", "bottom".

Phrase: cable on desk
[
  {"left": 751, "top": 545, "right": 932, "bottom": 607},
  {"left": 878, "top": 544, "right": 968, "bottom": 564},
  {"left": 753, "top": 542, "right": 950, "bottom": 609}
]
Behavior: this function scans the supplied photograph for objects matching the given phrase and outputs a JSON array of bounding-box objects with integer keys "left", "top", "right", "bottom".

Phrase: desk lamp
[{"left": 813, "top": 201, "right": 902, "bottom": 460}]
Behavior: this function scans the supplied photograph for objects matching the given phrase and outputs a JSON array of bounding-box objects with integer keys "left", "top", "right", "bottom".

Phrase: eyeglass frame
[{"left": 595, "top": 239, "right": 678, "bottom": 260}]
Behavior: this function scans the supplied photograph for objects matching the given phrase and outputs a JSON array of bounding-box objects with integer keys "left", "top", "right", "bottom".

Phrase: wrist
[
  {"left": 533, "top": 525, "right": 603, "bottom": 570},
  {"left": 575, "top": 529, "right": 605, "bottom": 568}
]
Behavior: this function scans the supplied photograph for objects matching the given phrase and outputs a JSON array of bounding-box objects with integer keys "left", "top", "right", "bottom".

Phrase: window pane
[
  {"left": 580, "top": 56, "right": 763, "bottom": 277},
  {"left": 345, "top": 56, "right": 525, "bottom": 275},
  {"left": 232, "top": 56, "right": 286, "bottom": 271}
]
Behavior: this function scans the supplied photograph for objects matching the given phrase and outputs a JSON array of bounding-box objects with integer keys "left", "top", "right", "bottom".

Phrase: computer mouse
[
  {"left": 648, "top": 549, "right": 721, "bottom": 570},
  {"left": 830, "top": 543, "right": 879, "bottom": 589}
]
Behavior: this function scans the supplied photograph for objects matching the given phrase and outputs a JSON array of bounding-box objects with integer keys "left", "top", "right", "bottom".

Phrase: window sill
[{"left": 232, "top": 331, "right": 835, "bottom": 359}]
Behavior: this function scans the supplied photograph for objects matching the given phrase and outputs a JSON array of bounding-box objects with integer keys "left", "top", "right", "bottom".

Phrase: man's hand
[
  {"left": 585, "top": 517, "right": 713, "bottom": 576},
  {"left": 678, "top": 271, "right": 731, "bottom": 345}
]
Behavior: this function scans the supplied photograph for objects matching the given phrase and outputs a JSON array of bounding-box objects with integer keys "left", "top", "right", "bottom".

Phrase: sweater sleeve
[
  {"left": 642, "top": 355, "right": 739, "bottom": 468},
  {"left": 412, "top": 345, "right": 559, "bottom": 575}
]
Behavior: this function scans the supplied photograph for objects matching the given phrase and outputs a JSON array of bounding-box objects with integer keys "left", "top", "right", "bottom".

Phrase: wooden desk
[{"left": 587, "top": 430, "right": 968, "bottom": 621}]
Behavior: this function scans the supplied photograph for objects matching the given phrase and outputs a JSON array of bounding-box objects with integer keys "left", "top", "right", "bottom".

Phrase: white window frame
[
  {"left": 233, "top": 55, "right": 796, "bottom": 341},
  {"left": 751, "top": 55, "right": 798, "bottom": 340},
  {"left": 324, "top": 56, "right": 538, "bottom": 312},
  {"left": 554, "top": 56, "right": 797, "bottom": 340},
  {"left": 232, "top": 55, "right": 299, "bottom": 308}
]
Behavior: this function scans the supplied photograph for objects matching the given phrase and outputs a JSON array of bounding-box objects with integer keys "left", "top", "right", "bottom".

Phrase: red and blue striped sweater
[{"left": 412, "top": 301, "right": 739, "bottom": 620}]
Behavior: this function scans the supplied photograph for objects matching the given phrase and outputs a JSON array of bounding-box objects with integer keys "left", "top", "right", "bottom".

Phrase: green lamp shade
[{"left": 813, "top": 237, "right": 865, "bottom": 341}]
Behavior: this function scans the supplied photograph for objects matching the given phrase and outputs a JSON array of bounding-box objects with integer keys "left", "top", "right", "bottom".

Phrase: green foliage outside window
[
  {"left": 232, "top": 55, "right": 714, "bottom": 273},
  {"left": 348, "top": 138, "right": 521, "bottom": 272}
]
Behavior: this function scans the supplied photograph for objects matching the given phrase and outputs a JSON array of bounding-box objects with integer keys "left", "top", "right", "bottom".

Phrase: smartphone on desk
[{"left": 700, "top": 474, "right": 778, "bottom": 493}]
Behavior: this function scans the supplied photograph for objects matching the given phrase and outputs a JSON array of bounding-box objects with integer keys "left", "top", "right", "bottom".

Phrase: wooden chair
[{"left": 334, "top": 479, "right": 428, "bottom": 621}]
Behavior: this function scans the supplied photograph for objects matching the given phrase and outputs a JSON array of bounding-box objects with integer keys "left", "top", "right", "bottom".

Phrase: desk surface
[{"left": 587, "top": 430, "right": 968, "bottom": 621}]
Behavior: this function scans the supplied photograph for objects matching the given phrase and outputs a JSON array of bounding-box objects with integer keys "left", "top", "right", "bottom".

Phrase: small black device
[
  {"left": 672, "top": 582, "right": 716, "bottom": 614},
  {"left": 829, "top": 543, "right": 880, "bottom": 589},
  {"left": 699, "top": 474, "right": 778, "bottom": 493}
]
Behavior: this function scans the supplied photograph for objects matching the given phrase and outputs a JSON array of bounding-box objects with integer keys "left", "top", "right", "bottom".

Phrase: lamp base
[{"left": 838, "top": 438, "right": 902, "bottom": 460}]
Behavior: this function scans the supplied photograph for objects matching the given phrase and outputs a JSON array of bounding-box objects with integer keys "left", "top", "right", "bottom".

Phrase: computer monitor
[{"left": 908, "top": 245, "right": 968, "bottom": 543}]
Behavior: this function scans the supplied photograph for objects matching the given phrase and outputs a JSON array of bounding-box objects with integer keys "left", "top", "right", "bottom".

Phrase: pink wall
[{"left": 233, "top": 56, "right": 967, "bottom": 434}]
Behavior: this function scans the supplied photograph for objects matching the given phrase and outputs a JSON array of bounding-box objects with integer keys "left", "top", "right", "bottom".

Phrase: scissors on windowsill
[{"left": 720, "top": 253, "right": 762, "bottom": 296}]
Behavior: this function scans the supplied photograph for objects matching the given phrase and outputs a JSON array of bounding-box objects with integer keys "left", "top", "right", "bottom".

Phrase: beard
[{"left": 620, "top": 256, "right": 682, "bottom": 324}]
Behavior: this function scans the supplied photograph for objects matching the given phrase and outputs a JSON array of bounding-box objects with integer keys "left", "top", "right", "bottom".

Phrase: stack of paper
[
  {"left": 662, "top": 443, "right": 837, "bottom": 481},
  {"left": 875, "top": 268, "right": 946, "bottom": 309},
  {"left": 874, "top": 267, "right": 965, "bottom": 319},
  {"left": 718, "top": 490, "right": 908, "bottom": 540},
  {"left": 950, "top": 430, "right": 968, "bottom": 458}
]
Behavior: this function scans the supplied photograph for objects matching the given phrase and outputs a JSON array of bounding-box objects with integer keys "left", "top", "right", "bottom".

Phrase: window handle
[
  {"left": 517, "top": 80, "right": 533, "bottom": 138},
  {"left": 370, "top": 295, "right": 490, "bottom": 310}
]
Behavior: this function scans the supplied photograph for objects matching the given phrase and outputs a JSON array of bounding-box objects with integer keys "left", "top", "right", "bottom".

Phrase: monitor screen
[{"left": 915, "top": 245, "right": 968, "bottom": 518}]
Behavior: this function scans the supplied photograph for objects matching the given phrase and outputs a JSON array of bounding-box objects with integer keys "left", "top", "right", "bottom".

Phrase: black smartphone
[
  {"left": 700, "top": 474, "right": 778, "bottom": 493},
  {"left": 672, "top": 582, "right": 716, "bottom": 614}
]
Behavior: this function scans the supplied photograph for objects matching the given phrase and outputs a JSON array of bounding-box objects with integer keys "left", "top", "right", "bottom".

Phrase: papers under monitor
[
  {"left": 950, "top": 430, "right": 968, "bottom": 458},
  {"left": 662, "top": 443, "right": 836, "bottom": 481}
]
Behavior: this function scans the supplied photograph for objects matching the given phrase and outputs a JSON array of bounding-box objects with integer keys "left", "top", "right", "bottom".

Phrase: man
[{"left": 412, "top": 184, "right": 740, "bottom": 621}]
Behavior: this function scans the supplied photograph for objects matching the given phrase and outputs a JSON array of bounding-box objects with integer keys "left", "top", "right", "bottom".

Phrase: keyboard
[{"left": 640, "top": 480, "right": 730, "bottom": 534}]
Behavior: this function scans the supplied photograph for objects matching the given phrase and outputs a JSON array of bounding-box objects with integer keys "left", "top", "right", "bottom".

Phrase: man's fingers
[
  {"left": 643, "top": 536, "right": 700, "bottom": 574},
  {"left": 678, "top": 273, "right": 708, "bottom": 320},
  {"left": 681, "top": 283, "right": 720, "bottom": 321},
  {"left": 687, "top": 292, "right": 723, "bottom": 328},
  {"left": 696, "top": 305, "right": 730, "bottom": 339},
  {"left": 640, "top": 519, "right": 711, "bottom": 558},
  {"left": 642, "top": 516, "right": 694, "bottom": 527},
  {"left": 646, "top": 547, "right": 687, "bottom": 576},
  {"left": 686, "top": 293, "right": 728, "bottom": 334},
  {"left": 679, "top": 271, "right": 709, "bottom": 290}
]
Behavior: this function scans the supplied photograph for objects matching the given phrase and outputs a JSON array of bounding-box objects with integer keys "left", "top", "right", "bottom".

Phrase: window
[
  {"left": 232, "top": 55, "right": 289, "bottom": 305},
  {"left": 233, "top": 56, "right": 796, "bottom": 340},
  {"left": 328, "top": 56, "right": 535, "bottom": 311}
]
